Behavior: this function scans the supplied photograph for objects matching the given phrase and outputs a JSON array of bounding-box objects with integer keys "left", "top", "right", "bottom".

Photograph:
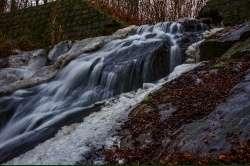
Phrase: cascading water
[{"left": 0, "top": 21, "right": 207, "bottom": 163}]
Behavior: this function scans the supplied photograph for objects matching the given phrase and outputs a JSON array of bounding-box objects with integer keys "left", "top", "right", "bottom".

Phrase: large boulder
[
  {"left": 174, "top": 70, "right": 250, "bottom": 159},
  {"left": 200, "top": 22, "right": 250, "bottom": 60}
]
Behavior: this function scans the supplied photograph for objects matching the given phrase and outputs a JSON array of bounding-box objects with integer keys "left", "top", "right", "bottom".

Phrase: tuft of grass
[
  {"left": 212, "top": 62, "right": 226, "bottom": 69},
  {"left": 222, "top": 38, "right": 250, "bottom": 60}
]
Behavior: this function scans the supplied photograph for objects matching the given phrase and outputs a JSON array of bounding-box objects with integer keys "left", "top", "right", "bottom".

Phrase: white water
[
  {"left": 0, "top": 21, "right": 206, "bottom": 163},
  {"left": 6, "top": 64, "right": 200, "bottom": 165}
]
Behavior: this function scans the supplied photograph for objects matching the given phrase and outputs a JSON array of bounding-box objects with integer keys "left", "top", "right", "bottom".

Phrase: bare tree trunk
[
  {"left": 35, "top": 0, "right": 39, "bottom": 6},
  {"left": 11, "top": 0, "right": 17, "bottom": 12},
  {"left": 0, "top": 0, "right": 7, "bottom": 14}
]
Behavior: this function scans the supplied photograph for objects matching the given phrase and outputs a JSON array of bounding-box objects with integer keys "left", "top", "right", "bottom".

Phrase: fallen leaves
[{"left": 104, "top": 58, "right": 250, "bottom": 164}]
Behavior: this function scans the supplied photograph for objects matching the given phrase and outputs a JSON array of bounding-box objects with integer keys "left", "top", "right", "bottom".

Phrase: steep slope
[
  {"left": 0, "top": 0, "right": 124, "bottom": 55},
  {"left": 103, "top": 20, "right": 250, "bottom": 166}
]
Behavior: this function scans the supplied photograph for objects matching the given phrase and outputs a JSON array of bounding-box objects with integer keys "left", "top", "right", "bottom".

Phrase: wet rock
[
  {"left": 0, "top": 68, "right": 34, "bottom": 87},
  {"left": 0, "top": 57, "right": 8, "bottom": 68},
  {"left": 185, "top": 40, "right": 204, "bottom": 63},
  {"left": 28, "top": 49, "right": 47, "bottom": 70},
  {"left": 220, "top": 23, "right": 250, "bottom": 42},
  {"left": 200, "top": 22, "right": 250, "bottom": 60},
  {"left": 0, "top": 27, "right": 138, "bottom": 96},
  {"left": 177, "top": 19, "right": 208, "bottom": 32},
  {"left": 0, "top": 49, "right": 48, "bottom": 88},
  {"left": 222, "top": 38, "right": 250, "bottom": 59},
  {"left": 107, "top": 61, "right": 250, "bottom": 164},
  {"left": 7, "top": 52, "right": 32, "bottom": 68},
  {"left": 48, "top": 41, "right": 72, "bottom": 62},
  {"left": 203, "top": 28, "right": 224, "bottom": 39},
  {"left": 112, "top": 25, "right": 138, "bottom": 38},
  {"left": 175, "top": 70, "right": 250, "bottom": 157},
  {"left": 53, "top": 35, "right": 129, "bottom": 69}
]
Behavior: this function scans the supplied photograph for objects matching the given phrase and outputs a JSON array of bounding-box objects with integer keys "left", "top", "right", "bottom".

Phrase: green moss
[
  {"left": 199, "top": 0, "right": 250, "bottom": 26},
  {"left": 143, "top": 95, "right": 152, "bottom": 104},
  {"left": 200, "top": 40, "right": 233, "bottom": 60},
  {"left": 222, "top": 38, "right": 250, "bottom": 59},
  {"left": 212, "top": 62, "right": 226, "bottom": 69}
]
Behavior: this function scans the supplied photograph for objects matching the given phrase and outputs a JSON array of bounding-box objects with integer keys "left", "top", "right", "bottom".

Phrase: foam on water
[
  {"left": 6, "top": 64, "right": 200, "bottom": 165},
  {"left": 0, "top": 21, "right": 206, "bottom": 162}
]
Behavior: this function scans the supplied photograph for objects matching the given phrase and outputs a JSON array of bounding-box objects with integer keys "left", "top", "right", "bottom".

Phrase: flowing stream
[{"left": 0, "top": 21, "right": 206, "bottom": 163}]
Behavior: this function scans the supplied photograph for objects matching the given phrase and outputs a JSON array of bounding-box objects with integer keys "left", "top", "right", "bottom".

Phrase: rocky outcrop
[
  {"left": 200, "top": 22, "right": 250, "bottom": 60},
  {"left": 104, "top": 58, "right": 250, "bottom": 164},
  {"left": 172, "top": 70, "right": 250, "bottom": 161}
]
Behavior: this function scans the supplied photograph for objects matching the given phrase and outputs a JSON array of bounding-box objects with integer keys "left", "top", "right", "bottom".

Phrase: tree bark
[
  {"left": 11, "top": 0, "right": 17, "bottom": 12},
  {"left": 0, "top": 0, "right": 7, "bottom": 14}
]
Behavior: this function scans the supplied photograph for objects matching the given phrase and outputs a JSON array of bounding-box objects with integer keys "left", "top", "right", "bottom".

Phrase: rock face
[
  {"left": 200, "top": 22, "right": 250, "bottom": 60},
  {"left": 104, "top": 59, "right": 250, "bottom": 164},
  {"left": 174, "top": 70, "right": 250, "bottom": 160}
]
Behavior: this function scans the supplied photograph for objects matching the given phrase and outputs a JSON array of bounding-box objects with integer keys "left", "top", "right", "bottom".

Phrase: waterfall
[{"left": 0, "top": 20, "right": 207, "bottom": 163}]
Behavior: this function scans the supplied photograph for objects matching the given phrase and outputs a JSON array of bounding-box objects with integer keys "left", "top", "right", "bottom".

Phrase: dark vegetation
[
  {"left": 199, "top": 0, "right": 250, "bottom": 26},
  {"left": 0, "top": 0, "right": 124, "bottom": 56}
]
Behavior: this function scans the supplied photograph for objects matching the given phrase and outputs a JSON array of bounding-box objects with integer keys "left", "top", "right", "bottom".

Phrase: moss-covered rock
[
  {"left": 222, "top": 38, "right": 250, "bottom": 59},
  {"left": 199, "top": 0, "right": 250, "bottom": 26},
  {"left": 199, "top": 39, "right": 233, "bottom": 60},
  {"left": 200, "top": 23, "right": 250, "bottom": 60}
]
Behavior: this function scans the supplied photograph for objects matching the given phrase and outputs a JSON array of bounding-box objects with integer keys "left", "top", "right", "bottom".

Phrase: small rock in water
[
  {"left": 143, "top": 83, "right": 155, "bottom": 89},
  {"left": 93, "top": 160, "right": 105, "bottom": 165}
]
